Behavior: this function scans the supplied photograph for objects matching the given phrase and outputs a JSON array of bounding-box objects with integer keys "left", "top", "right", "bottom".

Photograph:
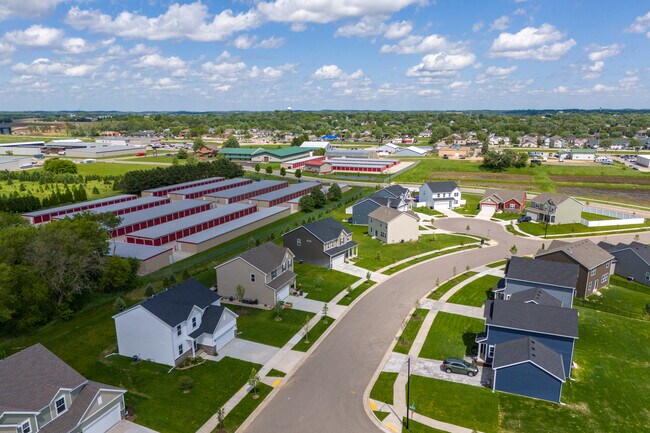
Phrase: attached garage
[
  {"left": 83, "top": 403, "right": 121, "bottom": 433},
  {"left": 331, "top": 253, "right": 346, "bottom": 267},
  {"left": 480, "top": 202, "right": 497, "bottom": 210},
  {"left": 433, "top": 200, "right": 453, "bottom": 210},
  {"left": 214, "top": 321, "right": 237, "bottom": 350},
  {"left": 277, "top": 285, "right": 290, "bottom": 301}
]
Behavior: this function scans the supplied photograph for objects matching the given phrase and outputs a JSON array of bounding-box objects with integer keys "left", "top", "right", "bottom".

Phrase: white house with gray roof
[
  {"left": 418, "top": 181, "right": 463, "bottom": 210},
  {"left": 113, "top": 279, "right": 238, "bottom": 365}
]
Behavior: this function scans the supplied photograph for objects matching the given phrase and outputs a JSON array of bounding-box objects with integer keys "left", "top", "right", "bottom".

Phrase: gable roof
[
  {"left": 297, "top": 217, "right": 351, "bottom": 243},
  {"left": 537, "top": 239, "right": 614, "bottom": 270},
  {"left": 530, "top": 192, "right": 574, "bottom": 206},
  {"left": 188, "top": 305, "right": 228, "bottom": 339},
  {"left": 354, "top": 195, "right": 404, "bottom": 210},
  {"left": 509, "top": 288, "right": 564, "bottom": 308},
  {"left": 481, "top": 188, "right": 526, "bottom": 205},
  {"left": 368, "top": 206, "right": 419, "bottom": 224},
  {"left": 423, "top": 181, "right": 459, "bottom": 193},
  {"left": 484, "top": 299, "right": 579, "bottom": 338},
  {"left": 239, "top": 241, "right": 292, "bottom": 273},
  {"left": 133, "top": 279, "right": 220, "bottom": 327},
  {"left": 0, "top": 344, "right": 86, "bottom": 413},
  {"left": 492, "top": 337, "right": 566, "bottom": 382},
  {"left": 598, "top": 241, "right": 650, "bottom": 265},
  {"left": 380, "top": 184, "right": 409, "bottom": 197},
  {"left": 505, "top": 256, "right": 579, "bottom": 289}
]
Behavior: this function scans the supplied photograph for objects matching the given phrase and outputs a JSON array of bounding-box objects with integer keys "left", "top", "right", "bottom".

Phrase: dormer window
[
  {"left": 21, "top": 420, "right": 31, "bottom": 433},
  {"left": 251, "top": 274, "right": 256, "bottom": 282},
  {"left": 192, "top": 317, "right": 197, "bottom": 328},
  {"left": 55, "top": 396, "right": 66, "bottom": 415}
]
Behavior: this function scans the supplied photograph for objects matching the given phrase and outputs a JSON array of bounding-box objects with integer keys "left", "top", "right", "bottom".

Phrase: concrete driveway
[
  {"left": 208, "top": 338, "right": 279, "bottom": 365},
  {"left": 107, "top": 421, "right": 159, "bottom": 433},
  {"left": 284, "top": 295, "right": 346, "bottom": 319},
  {"left": 476, "top": 206, "right": 496, "bottom": 220}
]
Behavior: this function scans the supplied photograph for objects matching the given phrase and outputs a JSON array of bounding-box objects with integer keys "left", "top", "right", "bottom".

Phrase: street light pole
[{"left": 405, "top": 357, "right": 410, "bottom": 429}]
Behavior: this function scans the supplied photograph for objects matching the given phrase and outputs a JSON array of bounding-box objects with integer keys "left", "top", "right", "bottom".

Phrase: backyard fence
[{"left": 580, "top": 206, "right": 645, "bottom": 227}]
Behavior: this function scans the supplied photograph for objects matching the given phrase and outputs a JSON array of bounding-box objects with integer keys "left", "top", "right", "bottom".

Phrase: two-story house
[
  {"left": 216, "top": 242, "right": 296, "bottom": 306},
  {"left": 113, "top": 279, "right": 238, "bottom": 365},
  {"left": 0, "top": 344, "right": 126, "bottom": 433},
  {"left": 536, "top": 239, "right": 614, "bottom": 298},
  {"left": 418, "top": 181, "right": 464, "bottom": 210},
  {"left": 283, "top": 217, "right": 358, "bottom": 268},
  {"left": 350, "top": 194, "right": 411, "bottom": 225},
  {"left": 598, "top": 241, "right": 650, "bottom": 286},
  {"left": 367, "top": 206, "right": 420, "bottom": 244},
  {"left": 493, "top": 256, "right": 579, "bottom": 307},
  {"left": 372, "top": 185, "right": 412, "bottom": 201},
  {"left": 524, "top": 193, "right": 583, "bottom": 225}
]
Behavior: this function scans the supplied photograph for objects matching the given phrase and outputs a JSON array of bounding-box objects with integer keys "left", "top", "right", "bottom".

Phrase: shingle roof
[
  {"left": 536, "top": 239, "right": 615, "bottom": 270},
  {"left": 492, "top": 337, "right": 566, "bottom": 381},
  {"left": 267, "top": 270, "right": 297, "bottom": 290},
  {"left": 239, "top": 242, "right": 292, "bottom": 273},
  {"left": 324, "top": 240, "right": 358, "bottom": 257},
  {"left": 0, "top": 344, "right": 86, "bottom": 413},
  {"left": 598, "top": 241, "right": 650, "bottom": 265},
  {"left": 509, "top": 288, "right": 564, "bottom": 307},
  {"left": 505, "top": 256, "right": 579, "bottom": 289},
  {"left": 484, "top": 300, "right": 579, "bottom": 338},
  {"left": 381, "top": 184, "right": 409, "bottom": 197},
  {"left": 299, "top": 217, "right": 351, "bottom": 243},
  {"left": 188, "top": 305, "right": 227, "bottom": 339},
  {"left": 423, "top": 181, "right": 459, "bottom": 193},
  {"left": 481, "top": 188, "right": 526, "bottom": 205},
  {"left": 134, "top": 279, "right": 220, "bottom": 327},
  {"left": 530, "top": 192, "right": 574, "bottom": 205},
  {"left": 368, "top": 206, "right": 419, "bottom": 223},
  {"left": 355, "top": 195, "right": 402, "bottom": 210}
]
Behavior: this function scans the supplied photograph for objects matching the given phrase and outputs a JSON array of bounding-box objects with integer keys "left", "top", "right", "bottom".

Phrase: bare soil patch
[
  {"left": 428, "top": 171, "right": 536, "bottom": 182},
  {"left": 551, "top": 175, "right": 650, "bottom": 185},
  {"left": 558, "top": 186, "right": 650, "bottom": 207}
]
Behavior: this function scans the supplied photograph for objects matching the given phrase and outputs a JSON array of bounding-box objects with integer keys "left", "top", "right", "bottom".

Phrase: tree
[
  {"left": 43, "top": 159, "right": 77, "bottom": 174},
  {"left": 310, "top": 188, "right": 327, "bottom": 208},
  {"left": 273, "top": 301, "right": 283, "bottom": 321},
  {"left": 280, "top": 167, "right": 286, "bottom": 177},
  {"left": 327, "top": 183, "right": 342, "bottom": 201},
  {"left": 481, "top": 141, "right": 489, "bottom": 156},
  {"left": 299, "top": 194, "right": 315, "bottom": 212},
  {"left": 322, "top": 303, "right": 329, "bottom": 322},
  {"left": 113, "top": 297, "right": 126, "bottom": 312},
  {"left": 295, "top": 168, "right": 302, "bottom": 180},
  {"left": 510, "top": 244, "right": 518, "bottom": 254},
  {"left": 178, "top": 376, "right": 193, "bottom": 392},
  {"left": 315, "top": 275, "right": 324, "bottom": 291},
  {"left": 177, "top": 149, "right": 188, "bottom": 159},
  {"left": 236, "top": 284, "right": 246, "bottom": 309},
  {"left": 248, "top": 368, "right": 260, "bottom": 398},
  {"left": 265, "top": 165, "right": 273, "bottom": 174},
  {"left": 145, "top": 283, "right": 155, "bottom": 297},
  {"left": 255, "top": 163, "right": 261, "bottom": 173},
  {"left": 366, "top": 271, "right": 372, "bottom": 281},
  {"left": 302, "top": 316, "right": 311, "bottom": 343},
  {"left": 192, "top": 137, "right": 205, "bottom": 152},
  {"left": 223, "top": 136, "right": 240, "bottom": 148},
  {"left": 216, "top": 407, "right": 225, "bottom": 431}
]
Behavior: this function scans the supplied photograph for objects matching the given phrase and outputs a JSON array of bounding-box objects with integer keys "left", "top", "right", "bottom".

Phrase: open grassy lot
[
  {"left": 574, "top": 283, "right": 650, "bottom": 320},
  {"left": 394, "top": 309, "right": 429, "bottom": 354},
  {"left": 455, "top": 193, "right": 482, "bottom": 215},
  {"left": 292, "top": 317, "right": 333, "bottom": 352},
  {"left": 294, "top": 263, "right": 359, "bottom": 302},
  {"left": 370, "top": 372, "right": 398, "bottom": 405},
  {"left": 125, "top": 156, "right": 182, "bottom": 164},
  {"left": 418, "top": 312, "right": 484, "bottom": 360},
  {"left": 486, "top": 260, "right": 507, "bottom": 268},
  {"left": 234, "top": 306, "right": 314, "bottom": 348},
  {"left": 492, "top": 211, "right": 523, "bottom": 221},
  {"left": 447, "top": 275, "right": 500, "bottom": 307},
  {"left": 515, "top": 220, "right": 649, "bottom": 236},
  {"left": 337, "top": 280, "right": 375, "bottom": 306},
  {"left": 215, "top": 383, "right": 273, "bottom": 433},
  {"left": 414, "top": 207, "right": 444, "bottom": 217},
  {"left": 383, "top": 245, "right": 479, "bottom": 275},
  {"left": 74, "top": 162, "right": 167, "bottom": 176},
  {"left": 428, "top": 271, "right": 477, "bottom": 300}
]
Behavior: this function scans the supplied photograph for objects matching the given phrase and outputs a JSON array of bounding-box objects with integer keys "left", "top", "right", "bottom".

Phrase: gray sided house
[
  {"left": 216, "top": 242, "right": 296, "bottom": 306},
  {"left": 113, "top": 279, "right": 238, "bottom": 365},
  {"left": 0, "top": 344, "right": 126, "bottom": 433},
  {"left": 599, "top": 241, "right": 650, "bottom": 285},
  {"left": 536, "top": 239, "right": 614, "bottom": 298},
  {"left": 525, "top": 193, "right": 583, "bottom": 225},
  {"left": 283, "top": 217, "right": 358, "bottom": 268},
  {"left": 418, "top": 181, "right": 462, "bottom": 210},
  {"left": 494, "top": 256, "right": 579, "bottom": 308},
  {"left": 351, "top": 194, "right": 410, "bottom": 225},
  {"left": 367, "top": 206, "right": 420, "bottom": 244}
]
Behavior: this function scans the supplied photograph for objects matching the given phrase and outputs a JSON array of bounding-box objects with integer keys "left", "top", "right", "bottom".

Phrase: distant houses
[{"left": 598, "top": 241, "right": 650, "bottom": 285}]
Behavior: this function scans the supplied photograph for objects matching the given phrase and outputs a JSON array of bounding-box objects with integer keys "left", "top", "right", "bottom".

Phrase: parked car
[
  {"left": 517, "top": 215, "right": 532, "bottom": 223},
  {"left": 442, "top": 357, "right": 478, "bottom": 377}
]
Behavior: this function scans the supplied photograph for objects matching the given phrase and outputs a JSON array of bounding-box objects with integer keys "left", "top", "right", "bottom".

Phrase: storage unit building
[
  {"left": 108, "top": 242, "right": 174, "bottom": 275},
  {"left": 52, "top": 196, "right": 170, "bottom": 220},
  {"left": 167, "top": 178, "right": 252, "bottom": 200},
  {"left": 22, "top": 194, "right": 137, "bottom": 224},
  {"left": 203, "top": 180, "right": 288, "bottom": 205},
  {"left": 142, "top": 177, "right": 225, "bottom": 197},
  {"left": 111, "top": 199, "right": 212, "bottom": 237},
  {"left": 280, "top": 155, "right": 326, "bottom": 170},
  {"left": 249, "top": 182, "right": 321, "bottom": 208},
  {"left": 177, "top": 206, "right": 290, "bottom": 254},
  {"left": 125, "top": 203, "right": 257, "bottom": 246},
  {"left": 326, "top": 158, "right": 398, "bottom": 173}
]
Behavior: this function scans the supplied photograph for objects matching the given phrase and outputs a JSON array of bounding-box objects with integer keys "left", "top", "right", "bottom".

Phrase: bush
[
  {"left": 113, "top": 297, "right": 126, "bottom": 313},
  {"left": 178, "top": 376, "right": 193, "bottom": 392},
  {"left": 43, "top": 159, "right": 78, "bottom": 174}
]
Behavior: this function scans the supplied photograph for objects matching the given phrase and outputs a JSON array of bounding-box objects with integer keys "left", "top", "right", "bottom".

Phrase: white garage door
[
  {"left": 83, "top": 403, "right": 120, "bottom": 433},
  {"left": 215, "top": 321, "right": 236, "bottom": 350},
  {"left": 331, "top": 254, "right": 345, "bottom": 268},
  {"left": 433, "top": 201, "right": 451, "bottom": 210},
  {"left": 277, "top": 285, "right": 290, "bottom": 301},
  {"left": 480, "top": 203, "right": 497, "bottom": 210}
]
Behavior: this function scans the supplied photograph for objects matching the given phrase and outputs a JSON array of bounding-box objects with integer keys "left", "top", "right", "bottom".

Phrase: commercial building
[
  {"left": 125, "top": 203, "right": 257, "bottom": 246},
  {"left": 326, "top": 158, "right": 398, "bottom": 173},
  {"left": 637, "top": 155, "right": 650, "bottom": 167},
  {"left": 325, "top": 148, "right": 377, "bottom": 159},
  {"left": 142, "top": 177, "right": 225, "bottom": 197},
  {"left": 218, "top": 147, "right": 313, "bottom": 163},
  {"left": 0, "top": 141, "right": 45, "bottom": 156},
  {"left": 22, "top": 194, "right": 137, "bottom": 224},
  {"left": 0, "top": 155, "right": 33, "bottom": 170},
  {"left": 303, "top": 160, "right": 333, "bottom": 174},
  {"left": 249, "top": 182, "right": 320, "bottom": 208},
  {"left": 108, "top": 242, "right": 174, "bottom": 275},
  {"left": 280, "top": 155, "right": 326, "bottom": 170},
  {"left": 203, "top": 180, "right": 288, "bottom": 205},
  {"left": 52, "top": 196, "right": 170, "bottom": 220},
  {"left": 167, "top": 177, "right": 252, "bottom": 200},
  {"left": 64, "top": 145, "right": 141, "bottom": 158},
  {"left": 111, "top": 199, "right": 211, "bottom": 237}
]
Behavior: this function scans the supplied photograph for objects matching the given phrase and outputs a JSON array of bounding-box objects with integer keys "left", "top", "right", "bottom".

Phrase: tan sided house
[
  {"left": 216, "top": 242, "right": 296, "bottom": 306},
  {"left": 367, "top": 206, "right": 420, "bottom": 244},
  {"left": 525, "top": 193, "right": 583, "bottom": 225}
]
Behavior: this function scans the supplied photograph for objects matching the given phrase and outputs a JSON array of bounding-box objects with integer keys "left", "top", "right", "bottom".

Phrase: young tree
[
  {"left": 255, "top": 163, "right": 261, "bottom": 173},
  {"left": 216, "top": 407, "right": 225, "bottom": 431},
  {"left": 223, "top": 136, "right": 240, "bottom": 148},
  {"left": 145, "top": 283, "right": 155, "bottom": 297},
  {"left": 177, "top": 149, "right": 188, "bottom": 159},
  {"left": 315, "top": 275, "right": 324, "bottom": 291},
  {"left": 43, "top": 159, "right": 78, "bottom": 174},
  {"left": 322, "top": 303, "right": 329, "bottom": 321},
  {"left": 273, "top": 301, "right": 283, "bottom": 321},
  {"left": 366, "top": 271, "right": 372, "bottom": 281},
  {"left": 280, "top": 167, "right": 286, "bottom": 177},
  {"left": 302, "top": 316, "right": 311, "bottom": 343},
  {"left": 265, "top": 165, "right": 273, "bottom": 174},
  {"left": 178, "top": 376, "right": 193, "bottom": 392},
  {"left": 295, "top": 168, "right": 302, "bottom": 180},
  {"left": 248, "top": 368, "right": 260, "bottom": 398},
  {"left": 113, "top": 297, "right": 126, "bottom": 312},
  {"left": 510, "top": 244, "right": 518, "bottom": 254},
  {"left": 236, "top": 284, "right": 246, "bottom": 304}
]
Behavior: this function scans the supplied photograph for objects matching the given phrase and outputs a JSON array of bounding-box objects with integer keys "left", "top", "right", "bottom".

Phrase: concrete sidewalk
[
  {"left": 208, "top": 338, "right": 279, "bottom": 365},
  {"left": 284, "top": 295, "right": 346, "bottom": 319},
  {"left": 440, "top": 303, "right": 484, "bottom": 319}
]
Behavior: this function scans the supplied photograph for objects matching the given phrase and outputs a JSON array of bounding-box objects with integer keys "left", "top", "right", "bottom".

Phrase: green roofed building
[{"left": 219, "top": 146, "right": 313, "bottom": 163}]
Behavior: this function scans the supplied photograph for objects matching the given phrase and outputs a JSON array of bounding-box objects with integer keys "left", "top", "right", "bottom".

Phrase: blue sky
[{"left": 0, "top": 0, "right": 649, "bottom": 111}]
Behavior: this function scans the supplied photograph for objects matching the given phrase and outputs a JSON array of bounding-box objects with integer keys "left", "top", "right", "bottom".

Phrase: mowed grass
[
  {"left": 295, "top": 263, "right": 359, "bottom": 302},
  {"left": 428, "top": 271, "right": 478, "bottom": 300},
  {"left": 292, "top": 317, "right": 334, "bottom": 352},
  {"left": 234, "top": 306, "right": 314, "bottom": 348},
  {"left": 516, "top": 220, "right": 650, "bottom": 236},
  {"left": 581, "top": 211, "right": 618, "bottom": 221},
  {"left": 215, "top": 384, "right": 273, "bottom": 433},
  {"left": 418, "top": 312, "right": 484, "bottom": 360},
  {"left": 370, "top": 372, "right": 398, "bottom": 405},
  {"left": 337, "top": 280, "right": 375, "bottom": 306},
  {"left": 393, "top": 309, "right": 429, "bottom": 354},
  {"left": 74, "top": 162, "right": 167, "bottom": 176},
  {"left": 447, "top": 275, "right": 500, "bottom": 307},
  {"left": 455, "top": 193, "right": 482, "bottom": 215},
  {"left": 575, "top": 283, "right": 650, "bottom": 320}
]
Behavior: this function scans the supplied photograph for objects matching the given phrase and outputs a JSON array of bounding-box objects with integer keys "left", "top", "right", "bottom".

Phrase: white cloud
[
  {"left": 472, "top": 21, "right": 483, "bottom": 32},
  {"left": 313, "top": 64, "right": 364, "bottom": 81},
  {"left": 585, "top": 61, "right": 604, "bottom": 72},
  {"left": 3, "top": 25, "right": 94, "bottom": 54},
  {"left": 417, "top": 89, "right": 440, "bottom": 96},
  {"left": 335, "top": 16, "right": 387, "bottom": 37},
  {"left": 11, "top": 58, "right": 98, "bottom": 77},
  {"left": 380, "top": 34, "right": 452, "bottom": 54},
  {"left": 593, "top": 83, "right": 613, "bottom": 92},
  {"left": 489, "top": 15, "right": 510, "bottom": 31},
  {"left": 488, "top": 24, "right": 576, "bottom": 60},
  {"left": 588, "top": 44, "right": 623, "bottom": 61},
  {"left": 447, "top": 80, "right": 470, "bottom": 89},
  {"left": 233, "top": 35, "right": 256, "bottom": 49},
  {"left": 485, "top": 65, "right": 517, "bottom": 76},
  {"left": 136, "top": 54, "right": 187, "bottom": 70},
  {"left": 250, "top": 63, "right": 296, "bottom": 80},
  {"left": 65, "top": 3, "right": 260, "bottom": 42},
  {"left": 0, "top": 0, "right": 63, "bottom": 21},
  {"left": 407, "top": 51, "right": 476, "bottom": 77},
  {"left": 0, "top": 41, "right": 15, "bottom": 57},
  {"left": 257, "top": 36, "right": 285, "bottom": 48},
  {"left": 152, "top": 77, "right": 182, "bottom": 90},
  {"left": 202, "top": 58, "right": 247, "bottom": 75},
  {"left": 513, "top": 8, "right": 526, "bottom": 16},
  {"left": 554, "top": 85, "right": 568, "bottom": 93},
  {"left": 626, "top": 11, "right": 650, "bottom": 36},
  {"left": 384, "top": 21, "right": 413, "bottom": 39},
  {"left": 212, "top": 84, "right": 232, "bottom": 92},
  {"left": 290, "top": 23, "right": 307, "bottom": 32}
]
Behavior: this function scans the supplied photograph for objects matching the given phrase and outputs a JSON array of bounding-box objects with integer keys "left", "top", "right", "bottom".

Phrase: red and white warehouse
[
  {"left": 167, "top": 178, "right": 252, "bottom": 201},
  {"left": 203, "top": 180, "right": 288, "bottom": 205},
  {"left": 125, "top": 203, "right": 257, "bottom": 246},
  {"left": 327, "top": 158, "right": 399, "bottom": 173},
  {"left": 110, "top": 199, "right": 211, "bottom": 237},
  {"left": 52, "top": 196, "right": 170, "bottom": 221},
  {"left": 280, "top": 155, "right": 326, "bottom": 170},
  {"left": 249, "top": 181, "right": 321, "bottom": 208},
  {"left": 141, "top": 177, "right": 224, "bottom": 197},
  {"left": 22, "top": 194, "right": 137, "bottom": 224}
]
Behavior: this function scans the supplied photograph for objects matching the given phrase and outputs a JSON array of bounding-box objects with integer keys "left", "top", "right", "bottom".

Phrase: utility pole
[{"left": 405, "top": 357, "right": 411, "bottom": 429}]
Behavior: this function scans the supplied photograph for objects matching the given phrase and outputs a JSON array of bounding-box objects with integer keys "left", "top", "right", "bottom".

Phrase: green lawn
[
  {"left": 126, "top": 156, "right": 180, "bottom": 164},
  {"left": 455, "top": 193, "right": 482, "bottom": 215},
  {"left": 418, "top": 312, "right": 484, "bottom": 360},
  {"left": 74, "top": 162, "right": 166, "bottom": 176},
  {"left": 266, "top": 368, "right": 286, "bottom": 377},
  {"left": 516, "top": 220, "right": 650, "bottom": 236},
  {"left": 383, "top": 245, "right": 479, "bottom": 275},
  {"left": 581, "top": 211, "right": 618, "bottom": 221},
  {"left": 492, "top": 211, "right": 523, "bottom": 221},
  {"left": 234, "top": 306, "right": 314, "bottom": 348},
  {"left": 393, "top": 309, "right": 429, "bottom": 354},
  {"left": 414, "top": 207, "right": 444, "bottom": 217},
  {"left": 370, "top": 372, "right": 398, "bottom": 405},
  {"left": 428, "top": 271, "right": 478, "bottom": 300},
  {"left": 373, "top": 411, "right": 390, "bottom": 422},
  {"left": 486, "top": 259, "right": 507, "bottom": 268},
  {"left": 292, "top": 317, "right": 334, "bottom": 352},
  {"left": 447, "top": 275, "right": 500, "bottom": 307},
  {"left": 295, "top": 263, "right": 359, "bottom": 302},
  {"left": 215, "top": 384, "right": 272, "bottom": 433},
  {"left": 404, "top": 420, "right": 448, "bottom": 433},
  {"left": 337, "top": 280, "right": 375, "bottom": 306},
  {"left": 574, "top": 283, "right": 650, "bottom": 320}
]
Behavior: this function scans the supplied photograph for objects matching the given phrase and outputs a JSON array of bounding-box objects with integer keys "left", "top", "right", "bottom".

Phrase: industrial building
[
  {"left": 280, "top": 155, "right": 326, "bottom": 170},
  {"left": 325, "top": 148, "right": 377, "bottom": 159},
  {"left": 141, "top": 177, "right": 225, "bottom": 197},
  {"left": 110, "top": 199, "right": 212, "bottom": 237},
  {"left": 177, "top": 206, "right": 290, "bottom": 254},
  {"left": 0, "top": 141, "right": 45, "bottom": 156},
  {"left": 52, "top": 196, "right": 170, "bottom": 220},
  {"left": 108, "top": 242, "right": 174, "bottom": 275},
  {"left": 218, "top": 147, "right": 312, "bottom": 163},
  {"left": 0, "top": 155, "right": 33, "bottom": 170},
  {"left": 63, "top": 146, "right": 141, "bottom": 158},
  {"left": 249, "top": 182, "right": 321, "bottom": 208},
  {"left": 22, "top": 194, "right": 137, "bottom": 224},
  {"left": 203, "top": 180, "right": 288, "bottom": 205},
  {"left": 327, "top": 158, "right": 399, "bottom": 173},
  {"left": 167, "top": 178, "right": 251, "bottom": 200},
  {"left": 125, "top": 203, "right": 257, "bottom": 246}
]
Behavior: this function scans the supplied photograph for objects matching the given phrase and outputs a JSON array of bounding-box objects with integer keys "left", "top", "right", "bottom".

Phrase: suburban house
[
  {"left": 536, "top": 239, "right": 615, "bottom": 298},
  {"left": 373, "top": 184, "right": 412, "bottom": 201},
  {"left": 351, "top": 195, "right": 410, "bottom": 225},
  {"left": 283, "top": 217, "right": 358, "bottom": 268},
  {"left": 195, "top": 144, "right": 220, "bottom": 158},
  {"left": 436, "top": 147, "right": 471, "bottom": 158},
  {"left": 494, "top": 256, "right": 579, "bottom": 308},
  {"left": 113, "top": 279, "right": 238, "bottom": 365},
  {"left": 479, "top": 189, "right": 527, "bottom": 213},
  {"left": 0, "top": 344, "right": 126, "bottom": 433},
  {"left": 418, "top": 181, "right": 463, "bottom": 210},
  {"left": 476, "top": 299, "right": 578, "bottom": 403},
  {"left": 525, "top": 193, "right": 583, "bottom": 225},
  {"left": 216, "top": 242, "right": 296, "bottom": 306},
  {"left": 367, "top": 206, "right": 420, "bottom": 244},
  {"left": 544, "top": 135, "right": 567, "bottom": 148},
  {"left": 598, "top": 241, "right": 650, "bottom": 285}
]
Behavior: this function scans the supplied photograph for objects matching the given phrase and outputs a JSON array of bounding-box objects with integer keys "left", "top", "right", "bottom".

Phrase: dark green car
[{"left": 442, "top": 357, "right": 478, "bottom": 377}]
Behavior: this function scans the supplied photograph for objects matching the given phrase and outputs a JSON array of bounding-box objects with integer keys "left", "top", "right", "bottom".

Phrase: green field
[
  {"left": 574, "top": 283, "right": 650, "bottom": 320},
  {"left": 581, "top": 211, "right": 618, "bottom": 221},
  {"left": 455, "top": 193, "right": 482, "bottom": 215},
  {"left": 515, "top": 220, "right": 650, "bottom": 236},
  {"left": 295, "top": 263, "right": 360, "bottom": 302},
  {"left": 0, "top": 178, "right": 115, "bottom": 199},
  {"left": 428, "top": 271, "right": 478, "bottom": 300},
  {"left": 234, "top": 306, "right": 314, "bottom": 348},
  {"left": 337, "top": 280, "right": 375, "bottom": 306},
  {"left": 447, "top": 275, "right": 500, "bottom": 307},
  {"left": 126, "top": 156, "right": 181, "bottom": 164},
  {"left": 418, "top": 312, "right": 484, "bottom": 360}
]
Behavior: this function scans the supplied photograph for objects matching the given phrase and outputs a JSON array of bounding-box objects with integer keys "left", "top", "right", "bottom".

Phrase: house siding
[
  {"left": 369, "top": 214, "right": 418, "bottom": 244},
  {"left": 418, "top": 186, "right": 461, "bottom": 209},
  {"left": 76, "top": 394, "right": 125, "bottom": 433},
  {"left": 537, "top": 251, "right": 612, "bottom": 297},
  {"left": 114, "top": 306, "right": 175, "bottom": 366},
  {"left": 555, "top": 199, "right": 583, "bottom": 225},
  {"left": 216, "top": 258, "right": 277, "bottom": 306},
  {"left": 494, "top": 362, "right": 562, "bottom": 402},
  {"left": 498, "top": 280, "right": 574, "bottom": 308},
  {"left": 283, "top": 228, "right": 330, "bottom": 268},
  {"left": 608, "top": 249, "right": 650, "bottom": 285}
]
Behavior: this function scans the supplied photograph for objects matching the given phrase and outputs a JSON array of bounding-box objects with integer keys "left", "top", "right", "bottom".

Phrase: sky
[{"left": 0, "top": 0, "right": 649, "bottom": 111}]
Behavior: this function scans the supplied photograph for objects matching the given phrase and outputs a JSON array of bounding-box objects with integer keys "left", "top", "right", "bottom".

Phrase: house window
[
  {"left": 282, "top": 262, "right": 287, "bottom": 272},
  {"left": 454, "top": 192, "right": 459, "bottom": 197},
  {"left": 178, "top": 344, "right": 183, "bottom": 356},
  {"left": 488, "top": 345, "right": 495, "bottom": 358},
  {"left": 505, "top": 294, "right": 511, "bottom": 300},
  {"left": 590, "top": 269, "right": 596, "bottom": 276},
  {"left": 55, "top": 396, "right": 66, "bottom": 415},
  {"left": 606, "top": 261, "right": 610, "bottom": 268},
  {"left": 177, "top": 324, "right": 181, "bottom": 336},
  {"left": 508, "top": 204, "right": 516, "bottom": 209},
  {"left": 601, "top": 275, "right": 608, "bottom": 284},
  {"left": 250, "top": 274, "right": 256, "bottom": 282},
  {"left": 645, "top": 272, "right": 650, "bottom": 281},
  {"left": 21, "top": 420, "right": 31, "bottom": 433},
  {"left": 588, "top": 282, "right": 593, "bottom": 290},
  {"left": 271, "top": 270, "right": 277, "bottom": 279},
  {"left": 192, "top": 317, "right": 197, "bottom": 328},
  {"left": 296, "top": 238, "right": 301, "bottom": 246}
]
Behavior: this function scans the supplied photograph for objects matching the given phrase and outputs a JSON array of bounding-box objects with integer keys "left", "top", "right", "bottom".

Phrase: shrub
[{"left": 178, "top": 376, "right": 193, "bottom": 392}]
